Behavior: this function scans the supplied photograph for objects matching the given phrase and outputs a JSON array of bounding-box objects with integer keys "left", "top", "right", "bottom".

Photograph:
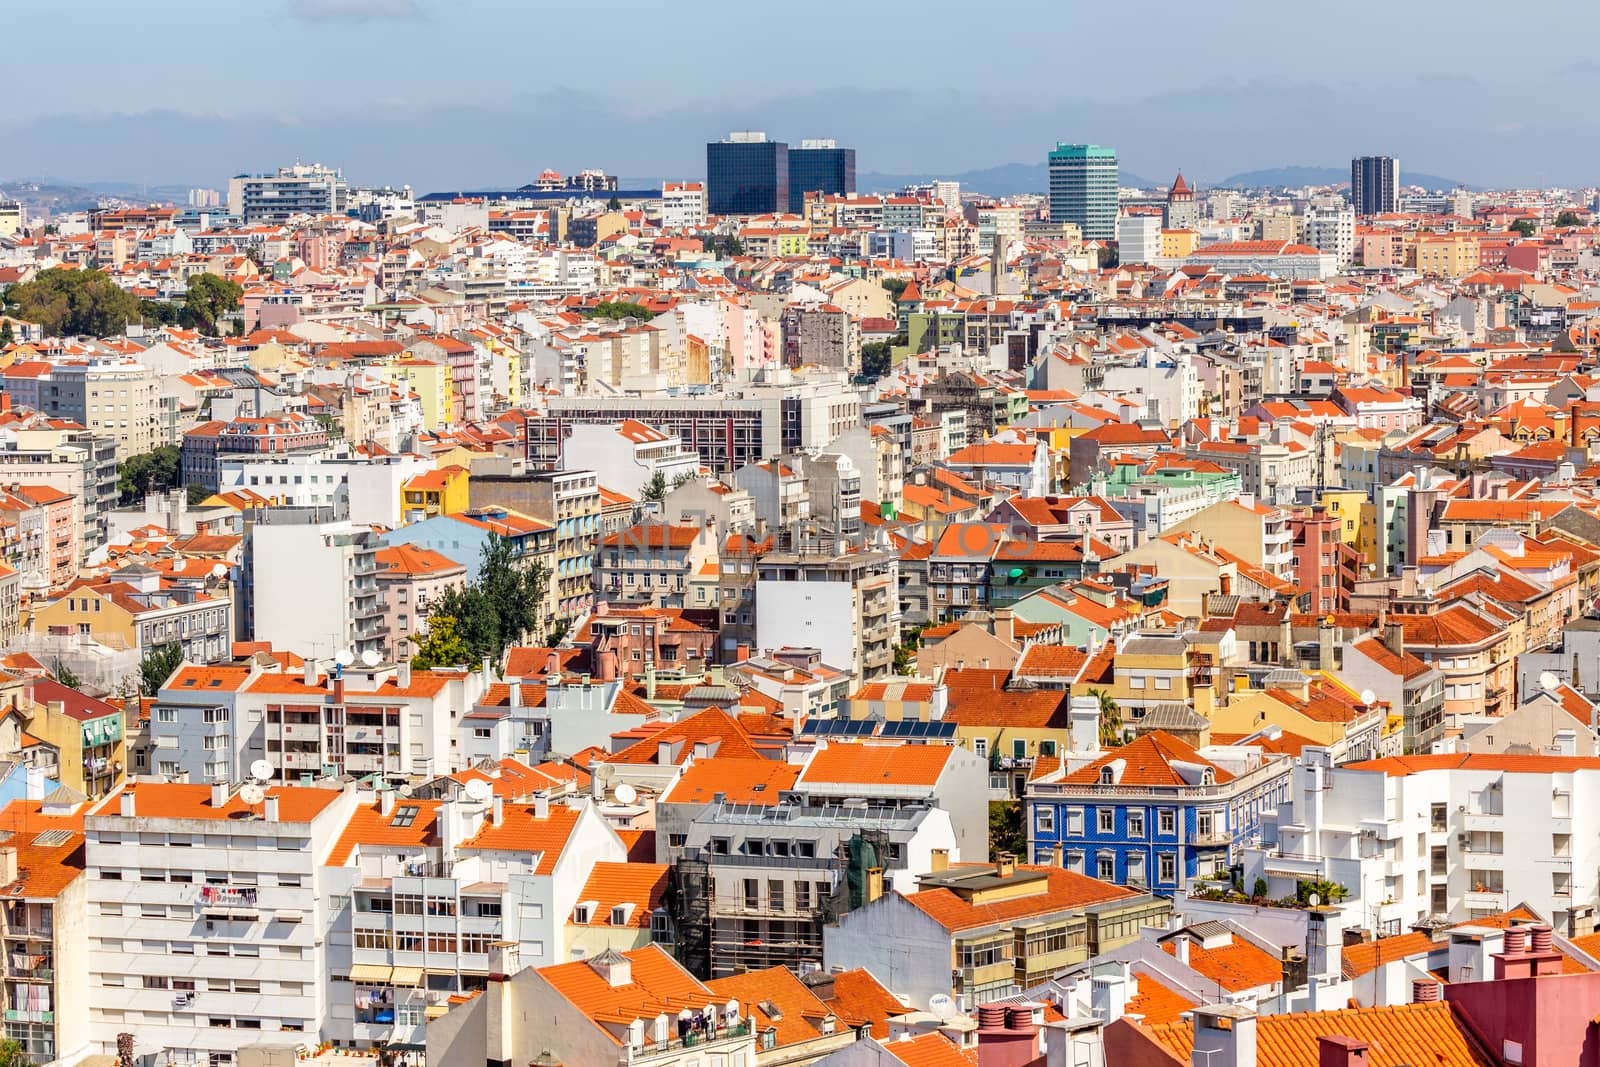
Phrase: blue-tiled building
[{"left": 1023, "top": 730, "right": 1291, "bottom": 893}]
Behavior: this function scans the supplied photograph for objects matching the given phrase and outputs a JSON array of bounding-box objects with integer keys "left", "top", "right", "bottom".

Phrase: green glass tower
[{"left": 1047, "top": 143, "right": 1118, "bottom": 242}]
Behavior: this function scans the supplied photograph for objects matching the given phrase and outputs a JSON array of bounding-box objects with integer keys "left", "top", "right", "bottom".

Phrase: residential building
[
  {"left": 373, "top": 544, "right": 468, "bottom": 662},
  {"left": 661, "top": 182, "right": 706, "bottom": 229},
  {"left": 756, "top": 545, "right": 898, "bottom": 679},
  {"left": 227, "top": 163, "right": 348, "bottom": 223},
  {"left": 1351, "top": 155, "right": 1400, "bottom": 216},
  {"left": 245, "top": 511, "right": 388, "bottom": 661}
]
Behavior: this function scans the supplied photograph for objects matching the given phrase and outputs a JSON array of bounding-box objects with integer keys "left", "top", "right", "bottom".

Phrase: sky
[{"left": 6, "top": 0, "right": 1600, "bottom": 192}]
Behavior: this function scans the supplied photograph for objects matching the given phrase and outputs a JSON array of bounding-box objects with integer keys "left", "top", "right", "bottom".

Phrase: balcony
[
  {"left": 1191, "top": 828, "right": 1233, "bottom": 848},
  {"left": 1464, "top": 888, "right": 1507, "bottom": 912},
  {"left": 628, "top": 1021, "right": 750, "bottom": 1063},
  {"left": 1261, "top": 852, "right": 1325, "bottom": 879}
]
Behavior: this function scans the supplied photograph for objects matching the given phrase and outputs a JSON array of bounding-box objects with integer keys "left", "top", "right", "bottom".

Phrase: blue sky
[{"left": 5, "top": 0, "right": 1599, "bottom": 190}]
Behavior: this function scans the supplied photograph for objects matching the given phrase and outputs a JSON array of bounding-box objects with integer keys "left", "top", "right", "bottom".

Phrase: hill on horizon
[{"left": 1216, "top": 164, "right": 1473, "bottom": 191}]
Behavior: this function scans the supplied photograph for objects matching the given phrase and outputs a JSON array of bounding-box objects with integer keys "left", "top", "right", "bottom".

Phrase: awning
[
  {"left": 424, "top": 1003, "right": 449, "bottom": 1019},
  {"left": 349, "top": 964, "right": 392, "bottom": 983},
  {"left": 390, "top": 966, "right": 424, "bottom": 987}
]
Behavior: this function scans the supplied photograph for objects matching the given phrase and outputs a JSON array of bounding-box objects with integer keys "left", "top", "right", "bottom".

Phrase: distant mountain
[
  {"left": 1216, "top": 165, "right": 1474, "bottom": 191},
  {"left": 860, "top": 161, "right": 1160, "bottom": 198}
]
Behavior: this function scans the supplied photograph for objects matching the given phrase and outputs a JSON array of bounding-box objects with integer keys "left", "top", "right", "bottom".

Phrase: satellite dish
[
  {"left": 398, "top": 784, "right": 414, "bottom": 797},
  {"left": 464, "top": 779, "right": 494, "bottom": 803},
  {"left": 1359, "top": 689, "right": 1376, "bottom": 707},
  {"left": 361, "top": 649, "right": 382, "bottom": 668},
  {"left": 335, "top": 649, "right": 355, "bottom": 667},
  {"left": 1540, "top": 671, "right": 1562, "bottom": 693},
  {"left": 595, "top": 763, "right": 616, "bottom": 782},
  {"left": 210, "top": 563, "right": 228, "bottom": 578},
  {"left": 1307, "top": 892, "right": 1321, "bottom": 908},
  {"left": 238, "top": 783, "right": 265, "bottom": 806},
  {"left": 928, "top": 994, "right": 957, "bottom": 1020},
  {"left": 614, "top": 783, "right": 638, "bottom": 805},
  {"left": 249, "top": 759, "right": 275, "bottom": 781}
]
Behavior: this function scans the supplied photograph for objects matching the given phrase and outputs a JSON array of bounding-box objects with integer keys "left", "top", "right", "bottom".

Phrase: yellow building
[
  {"left": 1160, "top": 229, "right": 1200, "bottom": 259},
  {"left": 400, "top": 464, "right": 471, "bottom": 523},
  {"left": 1317, "top": 489, "right": 1366, "bottom": 551},
  {"left": 1415, "top": 232, "right": 1480, "bottom": 277},
  {"left": 24, "top": 679, "right": 128, "bottom": 801},
  {"left": 376, "top": 356, "right": 454, "bottom": 430}
]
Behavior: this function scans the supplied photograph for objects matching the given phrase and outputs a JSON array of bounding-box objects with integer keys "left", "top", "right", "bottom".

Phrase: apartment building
[
  {"left": 465, "top": 469, "right": 598, "bottom": 625},
  {"left": 1244, "top": 749, "right": 1600, "bottom": 937},
  {"left": 330, "top": 790, "right": 625, "bottom": 1050},
  {"left": 244, "top": 511, "right": 388, "bottom": 661},
  {"left": 227, "top": 164, "right": 348, "bottom": 223},
  {"left": 755, "top": 544, "right": 899, "bottom": 679},
  {"left": 373, "top": 544, "right": 468, "bottom": 662},
  {"left": 561, "top": 419, "right": 700, "bottom": 501},
  {"left": 661, "top": 182, "right": 706, "bottom": 229},
  {"left": 84, "top": 781, "right": 361, "bottom": 1065},
  {"left": 655, "top": 757, "right": 961, "bottom": 978},
  {"left": 0, "top": 796, "right": 91, "bottom": 1067},
  {"left": 25, "top": 563, "right": 234, "bottom": 672},
  {"left": 34, "top": 359, "right": 163, "bottom": 461},
  {"left": 0, "top": 426, "right": 119, "bottom": 556},
  {"left": 595, "top": 522, "right": 718, "bottom": 610}
]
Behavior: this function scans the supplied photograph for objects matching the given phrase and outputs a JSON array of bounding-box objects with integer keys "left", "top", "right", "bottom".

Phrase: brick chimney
[
  {"left": 930, "top": 848, "right": 950, "bottom": 873},
  {"left": 996, "top": 852, "right": 1016, "bottom": 878},
  {"left": 1318, "top": 1035, "right": 1370, "bottom": 1067}
]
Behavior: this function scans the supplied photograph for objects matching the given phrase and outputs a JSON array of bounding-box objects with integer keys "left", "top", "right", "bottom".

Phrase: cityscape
[{"left": 6, "top": 5, "right": 1600, "bottom": 1066}]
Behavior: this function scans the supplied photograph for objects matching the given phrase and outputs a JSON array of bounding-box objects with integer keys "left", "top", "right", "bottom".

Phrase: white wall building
[
  {"left": 1115, "top": 214, "right": 1162, "bottom": 265},
  {"left": 661, "top": 182, "right": 706, "bottom": 229}
]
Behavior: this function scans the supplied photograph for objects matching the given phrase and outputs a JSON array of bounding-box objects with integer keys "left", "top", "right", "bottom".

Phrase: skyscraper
[
  {"left": 787, "top": 139, "right": 856, "bottom": 213},
  {"left": 1351, "top": 155, "right": 1400, "bottom": 216},
  {"left": 1047, "top": 143, "right": 1118, "bottom": 242},
  {"left": 706, "top": 132, "right": 789, "bottom": 216}
]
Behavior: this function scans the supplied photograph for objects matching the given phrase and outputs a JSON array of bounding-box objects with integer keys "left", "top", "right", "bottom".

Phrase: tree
[
  {"left": 139, "top": 642, "right": 184, "bottom": 696},
  {"left": 0, "top": 319, "right": 12, "bottom": 348},
  {"left": 606, "top": 195, "right": 622, "bottom": 211},
  {"left": 0, "top": 1038, "right": 28, "bottom": 1067},
  {"left": 988, "top": 801, "right": 1024, "bottom": 857},
  {"left": 1089, "top": 687, "right": 1123, "bottom": 747},
  {"left": 1, "top": 268, "right": 145, "bottom": 337},
  {"left": 51, "top": 658, "right": 81, "bottom": 690},
  {"left": 185, "top": 483, "right": 211, "bottom": 506},
  {"left": 701, "top": 234, "right": 745, "bottom": 257},
  {"left": 409, "top": 614, "right": 470, "bottom": 671},
  {"left": 1510, "top": 218, "right": 1537, "bottom": 237},
  {"left": 892, "top": 624, "right": 924, "bottom": 675},
  {"left": 424, "top": 535, "right": 550, "bottom": 662},
  {"left": 859, "top": 341, "right": 892, "bottom": 381},
  {"left": 640, "top": 470, "right": 668, "bottom": 503},
  {"left": 585, "top": 300, "right": 652, "bottom": 321},
  {"left": 1555, "top": 210, "right": 1584, "bottom": 228},
  {"left": 880, "top": 277, "right": 909, "bottom": 299},
  {"left": 117, "top": 445, "right": 183, "bottom": 504},
  {"left": 182, "top": 273, "right": 244, "bottom": 336}
]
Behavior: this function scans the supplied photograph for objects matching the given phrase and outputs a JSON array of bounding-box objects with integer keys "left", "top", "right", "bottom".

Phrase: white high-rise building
[
  {"left": 661, "top": 182, "right": 706, "bottom": 229},
  {"left": 1115, "top": 213, "right": 1162, "bottom": 264},
  {"left": 1304, "top": 205, "right": 1356, "bottom": 266}
]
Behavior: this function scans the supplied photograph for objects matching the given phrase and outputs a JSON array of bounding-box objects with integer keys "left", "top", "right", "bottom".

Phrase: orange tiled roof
[
  {"left": 457, "top": 801, "right": 582, "bottom": 874},
  {"left": 535, "top": 944, "right": 714, "bottom": 1042},
  {"left": 825, "top": 968, "right": 912, "bottom": 1038},
  {"left": 570, "top": 862, "right": 669, "bottom": 927},
  {"left": 662, "top": 758, "right": 801, "bottom": 805},
  {"left": 904, "top": 865, "right": 1137, "bottom": 932},
  {"left": 103, "top": 783, "right": 343, "bottom": 823},
  {"left": 1141, "top": 1001, "right": 1493, "bottom": 1067},
  {"left": 1125, "top": 971, "right": 1196, "bottom": 1025},
  {"left": 706, "top": 967, "right": 834, "bottom": 1049},
  {"left": 1162, "top": 935, "right": 1282, "bottom": 992},
  {"left": 327, "top": 799, "right": 441, "bottom": 865},
  {"left": 798, "top": 742, "right": 955, "bottom": 788}
]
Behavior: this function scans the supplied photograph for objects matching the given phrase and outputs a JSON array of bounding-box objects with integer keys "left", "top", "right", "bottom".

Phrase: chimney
[
  {"left": 1317, "top": 1035, "right": 1370, "bottom": 1067},
  {"left": 1306, "top": 905, "right": 1344, "bottom": 980},
  {"left": 508, "top": 680, "right": 523, "bottom": 707},
  {"left": 379, "top": 786, "right": 396, "bottom": 816},
  {"left": 930, "top": 848, "right": 950, "bottom": 873},
  {"left": 481, "top": 655, "right": 493, "bottom": 679},
  {"left": 1410, "top": 979, "right": 1441, "bottom": 1003},
  {"left": 119, "top": 789, "right": 135, "bottom": 817},
  {"left": 485, "top": 943, "right": 520, "bottom": 1067},
  {"left": 644, "top": 662, "right": 657, "bottom": 700},
  {"left": 866, "top": 867, "right": 884, "bottom": 902},
  {"left": 210, "top": 781, "right": 230, "bottom": 808},
  {"left": 1504, "top": 926, "right": 1527, "bottom": 953},
  {"left": 1090, "top": 973, "right": 1128, "bottom": 1022},
  {"left": 534, "top": 793, "right": 550, "bottom": 819},
  {"left": 994, "top": 609, "right": 1016, "bottom": 646},
  {"left": 492, "top": 795, "right": 505, "bottom": 826},
  {"left": 0, "top": 848, "right": 15, "bottom": 886},
  {"left": 304, "top": 657, "right": 318, "bottom": 686},
  {"left": 263, "top": 794, "right": 280, "bottom": 822},
  {"left": 1051, "top": 842, "right": 1064, "bottom": 868},
  {"left": 996, "top": 853, "right": 1016, "bottom": 878},
  {"left": 397, "top": 660, "right": 411, "bottom": 688},
  {"left": 1191, "top": 1007, "right": 1256, "bottom": 1067},
  {"left": 1383, "top": 620, "right": 1405, "bottom": 657},
  {"left": 1173, "top": 935, "right": 1191, "bottom": 965}
]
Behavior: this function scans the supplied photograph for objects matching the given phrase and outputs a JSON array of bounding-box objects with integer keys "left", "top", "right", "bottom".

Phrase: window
[
  {"left": 1035, "top": 808, "right": 1054, "bottom": 834},
  {"left": 391, "top": 805, "right": 420, "bottom": 828},
  {"left": 1430, "top": 803, "right": 1447, "bottom": 831},
  {"left": 1159, "top": 809, "right": 1176, "bottom": 835},
  {"left": 768, "top": 880, "right": 785, "bottom": 912},
  {"left": 1097, "top": 853, "right": 1115, "bottom": 880},
  {"left": 1159, "top": 853, "right": 1177, "bottom": 883},
  {"left": 1066, "top": 808, "right": 1084, "bottom": 835},
  {"left": 1097, "top": 808, "right": 1114, "bottom": 834},
  {"left": 667, "top": 833, "right": 687, "bottom": 848},
  {"left": 1128, "top": 811, "right": 1145, "bottom": 838},
  {"left": 156, "top": 708, "right": 177, "bottom": 724},
  {"left": 143, "top": 975, "right": 170, "bottom": 989},
  {"left": 973, "top": 738, "right": 988, "bottom": 758}
]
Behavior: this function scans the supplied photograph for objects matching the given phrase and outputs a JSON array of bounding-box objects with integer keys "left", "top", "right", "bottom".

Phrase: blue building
[{"left": 1024, "top": 730, "right": 1290, "bottom": 893}]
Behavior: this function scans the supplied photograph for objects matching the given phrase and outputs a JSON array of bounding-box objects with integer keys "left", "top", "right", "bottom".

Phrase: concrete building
[
  {"left": 1351, "top": 155, "right": 1400, "bottom": 216},
  {"left": 1048, "top": 143, "right": 1118, "bottom": 242},
  {"left": 85, "top": 781, "right": 361, "bottom": 1064},
  {"left": 756, "top": 545, "right": 898, "bottom": 679},
  {"left": 227, "top": 163, "right": 348, "bottom": 223},
  {"left": 244, "top": 512, "right": 388, "bottom": 661},
  {"left": 661, "top": 181, "right": 707, "bottom": 229},
  {"left": 1116, "top": 214, "right": 1162, "bottom": 264},
  {"left": 35, "top": 359, "right": 162, "bottom": 461}
]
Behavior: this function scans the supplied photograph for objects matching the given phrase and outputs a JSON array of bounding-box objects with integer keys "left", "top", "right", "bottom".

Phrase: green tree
[
  {"left": 701, "top": 234, "right": 745, "bottom": 257},
  {"left": 182, "top": 273, "right": 243, "bottom": 335},
  {"left": 880, "top": 277, "right": 909, "bottom": 299},
  {"left": 185, "top": 483, "right": 211, "bottom": 506},
  {"left": 1510, "top": 218, "right": 1537, "bottom": 237},
  {"left": 0, "top": 320, "right": 13, "bottom": 348},
  {"left": 0, "top": 1038, "right": 29, "bottom": 1067},
  {"left": 117, "top": 445, "right": 183, "bottom": 504},
  {"left": 425, "top": 535, "right": 550, "bottom": 662},
  {"left": 859, "top": 341, "right": 892, "bottom": 381},
  {"left": 1, "top": 268, "right": 144, "bottom": 337},
  {"left": 139, "top": 299, "right": 183, "bottom": 326},
  {"left": 892, "top": 624, "right": 924, "bottom": 675},
  {"left": 139, "top": 642, "right": 184, "bottom": 696},
  {"left": 640, "top": 470, "right": 668, "bottom": 503},
  {"left": 410, "top": 614, "right": 470, "bottom": 671},
  {"left": 585, "top": 301, "right": 652, "bottom": 321},
  {"left": 1089, "top": 687, "right": 1123, "bottom": 747},
  {"left": 51, "top": 658, "right": 81, "bottom": 689},
  {"left": 606, "top": 195, "right": 623, "bottom": 211},
  {"left": 1555, "top": 210, "right": 1584, "bottom": 228},
  {"left": 989, "top": 801, "right": 1025, "bottom": 857}
]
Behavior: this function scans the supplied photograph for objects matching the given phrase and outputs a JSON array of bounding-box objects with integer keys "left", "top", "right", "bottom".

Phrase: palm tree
[{"left": 1089, "top": 688, "right": 1122, "bottom": 747}]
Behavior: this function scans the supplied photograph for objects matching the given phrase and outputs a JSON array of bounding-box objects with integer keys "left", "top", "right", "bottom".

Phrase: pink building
[{"left": 374, "top": 544, "right": 468, "bottom": 661}]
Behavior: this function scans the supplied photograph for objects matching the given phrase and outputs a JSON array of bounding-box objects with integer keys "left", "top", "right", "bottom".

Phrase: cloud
[{"left": 288, "top": 0, "right": 421, "bottom": 22}]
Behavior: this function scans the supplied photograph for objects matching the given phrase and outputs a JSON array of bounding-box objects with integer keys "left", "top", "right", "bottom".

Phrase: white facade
[
  {"left": 1244, "top": 751, "right": 1600, "bottom": 937},
  {"left": 1303, "top": 206, "right": 1356, "bottom": 266},
  {"left": 85, "top": 783, "right": 360, "bottom": 1065},
  {"left": 661, "top": 182, "right": 707, "bottom": 229},
  {"left": 1115, "top": 214, "right": 1162, "bottom": 265},
  {"left": 756, "top": 580, "right": 857, "bottom": 673},
  {"left": 247, "top": 518, "right": 388, "bottom": 660},
  {"left": 220, "top": 451, "right": 433, "bottom": 527},
  {"left": 562, "top": 422, "right": 701, "bottom": 500}
]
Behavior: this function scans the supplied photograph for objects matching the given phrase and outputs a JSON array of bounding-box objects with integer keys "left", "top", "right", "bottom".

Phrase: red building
[{"left": 1290, "top": 506, "right": 1359, "bottom": 614}]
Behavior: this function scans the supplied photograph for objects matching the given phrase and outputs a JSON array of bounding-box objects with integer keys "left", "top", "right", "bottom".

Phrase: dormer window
[
  {"left": 1099, "top": 767, "right": 1114, "bottom": 785},
  {"left": 1202, "top": 768, "right": 1215, "bottom": 785}
]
